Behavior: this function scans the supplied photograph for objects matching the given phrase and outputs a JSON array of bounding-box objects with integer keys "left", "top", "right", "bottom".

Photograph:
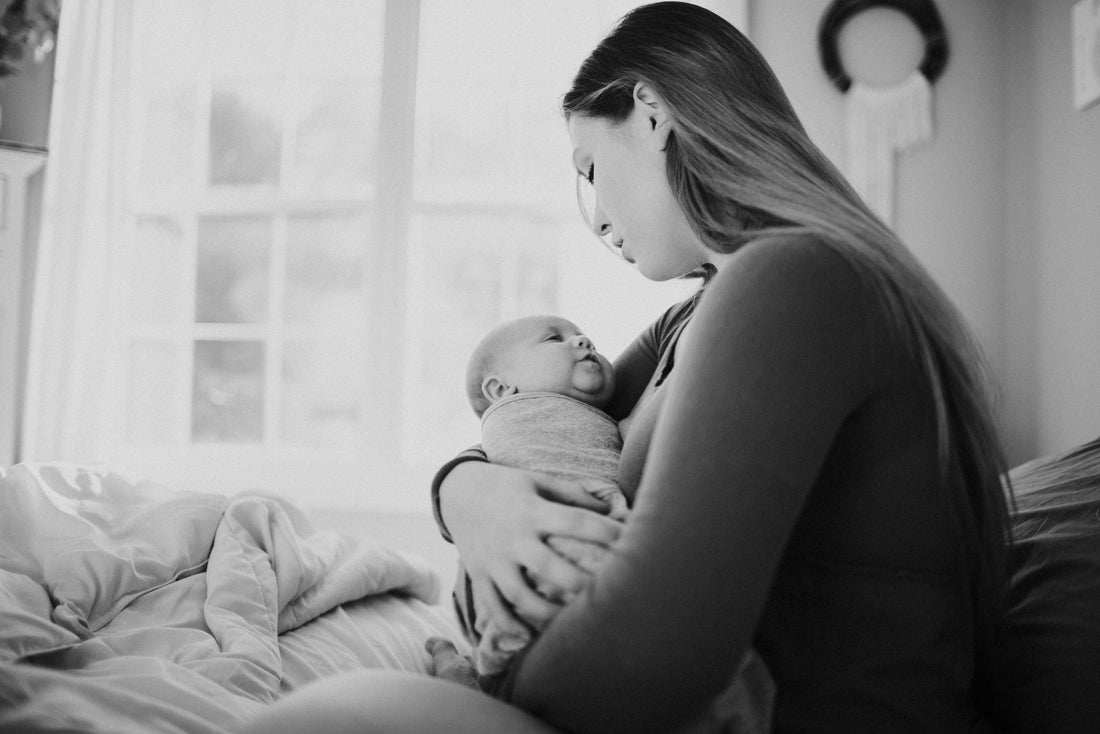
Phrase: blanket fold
[{"left": 0, "top": 462, "right": 441, "bottom": 734}]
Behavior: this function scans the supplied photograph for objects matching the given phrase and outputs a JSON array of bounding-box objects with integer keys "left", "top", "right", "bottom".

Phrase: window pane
[
  {"left": 282, "top": 339, "right": 364, "bottom": 449},
  {"left": 209, "top": 85, "right": 283, "bottom": 186},
  {"left": 196, "top": 216, "right": 271, "bottom": 323},
  {"left": 285, "top": 213, "right": 369, "bottom": 325},
  {"left": 136, "top": 86, "right": 198, "bottom": 196},
  {"left": 290, "top": 82, "right": 378, "bottom": 190},
  {"left": 401, "top": 212, "right": 558, "bottom": 464},
  {"left": 414, "top": 81, "right": 507, "bottom": 199},
  {"left": 413, "top": 0, "right": 632, "bottom": 206},
  {"left": 192, "top": 340, "right": 265, "bottom": 442},
  {"left": 289, "top": 0, "right": 384, "bottom": 78},
  {"left": 127, "top": 340, "right": 178, "bottom": 443},
  {"left": 132, "top": 3, "right": 205, "bottom": 84},
  {"left": 131, "top": 216, "right": 184, "bottom": 323},
  {"left": 208, "top": 0, "right": 289, "bottom": 79}
]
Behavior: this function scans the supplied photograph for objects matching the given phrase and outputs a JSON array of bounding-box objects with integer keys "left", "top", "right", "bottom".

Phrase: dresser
[{"left": 0, "top": 140, "right": 47, "bottom": 466}]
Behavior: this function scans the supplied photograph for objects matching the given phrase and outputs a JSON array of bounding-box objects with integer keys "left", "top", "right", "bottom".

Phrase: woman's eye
[{"left": 586, "top": 164, "right": 594, "bottom": 185}]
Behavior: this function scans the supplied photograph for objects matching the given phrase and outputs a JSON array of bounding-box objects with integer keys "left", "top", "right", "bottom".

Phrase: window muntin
[{"left": 115, "top": 0, "right": 725, "bottom": 510}]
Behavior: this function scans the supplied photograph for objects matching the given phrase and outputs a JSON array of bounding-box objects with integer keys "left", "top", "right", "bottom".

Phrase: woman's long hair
[{"left": 563, "top": 0, "right": 1012, "bottom": 707}]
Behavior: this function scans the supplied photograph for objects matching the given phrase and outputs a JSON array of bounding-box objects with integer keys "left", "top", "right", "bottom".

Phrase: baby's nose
[{"left": 572, "top": 334, "right": 593, "bottom": 351}]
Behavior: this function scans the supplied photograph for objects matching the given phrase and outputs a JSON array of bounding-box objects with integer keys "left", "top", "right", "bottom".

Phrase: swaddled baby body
[{"left": 437, "top": 314, "right": 773, "bottom": 733}]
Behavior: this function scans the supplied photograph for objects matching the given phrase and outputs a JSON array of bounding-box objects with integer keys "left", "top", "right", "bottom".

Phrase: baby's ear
[{"left": 481, "top": 376, "right": 518, "bottom": 403}]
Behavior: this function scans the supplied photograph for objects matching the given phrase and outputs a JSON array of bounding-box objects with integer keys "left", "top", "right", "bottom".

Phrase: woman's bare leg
[{"left": 240, "top": 670, "right": 563, "bottom": 734}]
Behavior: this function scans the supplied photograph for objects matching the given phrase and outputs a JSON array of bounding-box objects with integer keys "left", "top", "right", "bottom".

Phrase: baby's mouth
[{"left": 580, "top": 353, "right": 600, "bottom": 364}]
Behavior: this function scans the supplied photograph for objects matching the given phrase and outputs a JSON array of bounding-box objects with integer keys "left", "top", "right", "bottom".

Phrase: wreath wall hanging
[{"left": 818, "top": 0, "right": 948, "bottom": 225}]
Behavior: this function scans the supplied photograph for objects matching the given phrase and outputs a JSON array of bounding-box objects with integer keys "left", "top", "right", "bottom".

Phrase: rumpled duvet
[{"left": 0, "top": 462, "right": 442, "bottom": 734}]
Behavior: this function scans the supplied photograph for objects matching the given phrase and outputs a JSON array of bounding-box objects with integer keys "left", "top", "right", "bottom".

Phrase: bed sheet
[{"left": 0, "top": 462, "right": 467, "bottom": 734}]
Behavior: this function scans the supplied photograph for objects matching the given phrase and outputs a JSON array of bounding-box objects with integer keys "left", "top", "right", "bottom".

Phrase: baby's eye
[{"left": 543, "top": 334, "right": 563, "bottom": 342}]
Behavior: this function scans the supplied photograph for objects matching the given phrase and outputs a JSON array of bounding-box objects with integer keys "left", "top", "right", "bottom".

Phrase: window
[{"left": 105, "top": 0, "right": 742, "bottom": 511}]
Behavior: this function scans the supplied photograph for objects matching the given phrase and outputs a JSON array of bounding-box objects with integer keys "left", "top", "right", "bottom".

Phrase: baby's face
[{"left": 498, "top": 316, "right": 615, "bottom": 408}]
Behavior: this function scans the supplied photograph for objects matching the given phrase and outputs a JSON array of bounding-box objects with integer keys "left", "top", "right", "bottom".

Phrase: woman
[{"left": 248, "top": 3, "right": 1011, "bottom": 732}]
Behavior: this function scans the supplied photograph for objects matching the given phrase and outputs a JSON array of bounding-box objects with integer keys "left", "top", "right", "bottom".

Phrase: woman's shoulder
[
  {"left": 684, "top": 233, "right": 892, "bottom": 380},
  {"left": 708, "top": 234, "right": 879, "bottom": 324},
  {"left": 726, "top": 233, "right": 864, "bottom": 287}
]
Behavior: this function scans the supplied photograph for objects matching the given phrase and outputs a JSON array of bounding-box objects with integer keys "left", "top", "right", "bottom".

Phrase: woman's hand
[{"left": 439, "top": 461, "right": 624, "bottom": 630}]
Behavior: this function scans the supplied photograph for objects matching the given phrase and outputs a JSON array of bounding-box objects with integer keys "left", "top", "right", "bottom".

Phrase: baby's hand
[{"left": 578, "top": 479, "right": 630, "bottom": 522}]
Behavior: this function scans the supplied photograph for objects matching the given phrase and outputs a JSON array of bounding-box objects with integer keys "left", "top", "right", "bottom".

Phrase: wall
[
  {"left": 753, "top": 0, "right": 1098, "bottom": 466},
  {"left": 1006, "top": 0, "right": 1100, "bottom": 458}
]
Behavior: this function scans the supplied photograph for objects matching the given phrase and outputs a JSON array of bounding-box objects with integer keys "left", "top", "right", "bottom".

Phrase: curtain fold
[{"left": 21, "top": 0, "right": 129, "bottom": 462}]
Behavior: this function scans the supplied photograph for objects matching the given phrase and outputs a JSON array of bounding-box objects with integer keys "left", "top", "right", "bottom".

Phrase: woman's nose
[{"left": 589, "top": 202, "right": 612, "bottom": 239}]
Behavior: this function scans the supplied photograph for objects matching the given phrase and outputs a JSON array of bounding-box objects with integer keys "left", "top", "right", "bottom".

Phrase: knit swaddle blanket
[{"left": 481, "top": 392, "right": 626, "bottom": 517}]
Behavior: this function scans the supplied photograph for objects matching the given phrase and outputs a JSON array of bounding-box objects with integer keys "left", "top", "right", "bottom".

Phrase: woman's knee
[{"left": 239, "top": 669, "right": 562, "bottom": 734}]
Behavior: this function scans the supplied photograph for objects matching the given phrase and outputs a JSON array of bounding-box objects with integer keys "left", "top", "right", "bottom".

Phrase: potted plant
[{"left": 1, "top": 0, "right": 59, "bottom": 77}]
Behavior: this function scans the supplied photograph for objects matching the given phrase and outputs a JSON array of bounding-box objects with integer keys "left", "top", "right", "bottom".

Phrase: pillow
[{"left": 997, "top": 436, "right": 1100, "bottom": 733}]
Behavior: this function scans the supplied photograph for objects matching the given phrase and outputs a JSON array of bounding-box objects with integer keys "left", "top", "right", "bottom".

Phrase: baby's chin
[{"left": 580, "top": 379, "right": 615, "bottom": 409}]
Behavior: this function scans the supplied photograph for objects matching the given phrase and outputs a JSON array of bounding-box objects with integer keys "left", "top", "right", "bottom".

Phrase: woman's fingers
[
  {"left": 538, "top": 500, "right": 623, "bottom": 546},
  {"left": 534, "top": 472, "right": 615, "bottom": 513},
  {"left": 472, "top": 571, "right": 559, "bottom": 635},
  {"left": 470, "top": 575, "right": 514, "bottom": 635},
  {"left": 512, "top": 540, "right": 596, "bottom": 615},
  {"left": 545, "top": 535, "right": 610, "bottom": 575}
]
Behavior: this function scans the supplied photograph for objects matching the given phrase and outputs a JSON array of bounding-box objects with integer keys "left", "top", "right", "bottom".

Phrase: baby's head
[{"left": 465, "top": 315, "right": 615, "bottom": 417}]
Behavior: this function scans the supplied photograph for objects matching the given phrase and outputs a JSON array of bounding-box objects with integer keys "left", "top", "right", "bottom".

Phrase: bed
[
  {"left": 0, "top": 462, "right": 468, "bottom": 734},
  {"left": 3, "top": 436, "right": 1100, "bottom": 733}
]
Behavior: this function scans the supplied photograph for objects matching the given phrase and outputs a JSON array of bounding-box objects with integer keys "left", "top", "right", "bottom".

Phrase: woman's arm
[{"left": 502, "top": 239, "right": 884, "bottom": 732}]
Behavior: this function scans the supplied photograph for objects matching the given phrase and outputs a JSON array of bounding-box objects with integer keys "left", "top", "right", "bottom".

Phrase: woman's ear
[
  {"left": 481, "top": 376, "right": 518, "bottom": 404},
  {"left": 633, "top": 81, "right": 671, "bottom": 150}
]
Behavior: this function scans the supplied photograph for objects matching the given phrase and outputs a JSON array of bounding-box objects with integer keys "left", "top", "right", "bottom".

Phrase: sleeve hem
[{"left": 430, "top": 448, "right": 488, "bottom": 543}]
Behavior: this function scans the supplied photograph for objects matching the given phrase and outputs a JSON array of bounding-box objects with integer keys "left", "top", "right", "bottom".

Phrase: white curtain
[{"left": 21, "top": 1, "right": 129, "bottom": 462}]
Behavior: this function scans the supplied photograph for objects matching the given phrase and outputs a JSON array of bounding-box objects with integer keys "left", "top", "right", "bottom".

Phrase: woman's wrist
[{"left": 431, "top": 449, "right": 488, "bottom": 543}]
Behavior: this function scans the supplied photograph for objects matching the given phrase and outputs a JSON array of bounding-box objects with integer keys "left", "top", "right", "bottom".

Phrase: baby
[
  {"left": 456, "top": 314, "right": 629, "bottom": 676},
  {"left": 466, "top": 314, "right": 629, "bottom": 521},
  {"left": 438, "top": 314, "right": 774, "bottom": 733}
]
